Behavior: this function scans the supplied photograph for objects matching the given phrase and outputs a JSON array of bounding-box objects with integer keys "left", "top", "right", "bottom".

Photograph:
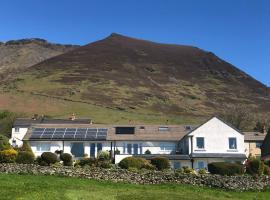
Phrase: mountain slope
[
  {"left": 1, "top": 33, "right": 269, "bottom": 123},
  {"left": 0, "top": 38, "right": 78, "bottom": 79}
]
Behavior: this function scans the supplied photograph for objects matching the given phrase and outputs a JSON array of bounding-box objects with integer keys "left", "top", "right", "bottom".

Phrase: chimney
[{"left": 70, "top": 113, "right": 76, "bottom": 121}]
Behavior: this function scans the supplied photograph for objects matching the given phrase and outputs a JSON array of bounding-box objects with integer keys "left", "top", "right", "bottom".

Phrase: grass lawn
[{"left": 0, "top": 174, "right": 270, "bottom": 200}]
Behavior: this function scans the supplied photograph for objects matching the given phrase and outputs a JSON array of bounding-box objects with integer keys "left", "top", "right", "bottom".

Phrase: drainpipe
[
  {"left": 62, "top": 141, "right": 65, "bottom": 152},
  {"left": 190, "top": 136, "right": 194, "bottom": 169},
  {"left": 113, "top": 141, "right": 116, "bottom": 163}
]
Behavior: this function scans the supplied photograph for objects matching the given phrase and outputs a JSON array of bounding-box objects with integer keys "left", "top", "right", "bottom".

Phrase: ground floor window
[
  {"left": 198, "top": 161, "right": 205, "bottom": 169},
  {"left": 71, "top": 143, "right": 84, "bottom": 157},
  {"left": 36, "top": 143, "right": 50, "bottom": 152},
  {"left": 173, "top": 161, "right": 181, "bottom": 169}
]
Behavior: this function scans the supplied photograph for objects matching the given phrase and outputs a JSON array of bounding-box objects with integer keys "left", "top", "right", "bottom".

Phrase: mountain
[
  {"left": 0, "top": 33, "right": 269, "bottom": 124},
  {"left": 0, "top": 38, "right": 79, "bottom": 80}
]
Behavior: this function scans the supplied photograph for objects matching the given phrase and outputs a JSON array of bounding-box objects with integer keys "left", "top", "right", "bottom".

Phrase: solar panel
[{"left": 41, "top": 134, "right": 53, "bottom": 139}]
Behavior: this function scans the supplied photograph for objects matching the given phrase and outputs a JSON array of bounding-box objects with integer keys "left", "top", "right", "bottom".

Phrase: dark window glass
[
  {"left": 196, "top": 137, "right": 204, "bottom": 149},
  {"left": 133, "top": 144, "right": 138, "bottom": 155},
  {"left": 71, "top": 143, "right": 84, "bottom": 157},
  {"left": 115, "top": 127, "right": 135, "bottom": 134},
  {"left": 229, "top": 138, "right": 237, "bottom": 149},
  {"left": 97, "top": 143, "right": 102, "bottom": 152},
  {"left": 90, "top": 143, "right": 96, "bottom": 157},
  {"left": 127, "top": 144, "right": 132, "bottom": 154},
  {"left": 256, "top": 142, "right": 262, "bottom": 148}
]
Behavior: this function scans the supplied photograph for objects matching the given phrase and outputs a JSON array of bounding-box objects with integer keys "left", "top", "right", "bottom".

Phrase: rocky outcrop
[{"left": 0, "top": 163, "right": 270, "bottom": 191}]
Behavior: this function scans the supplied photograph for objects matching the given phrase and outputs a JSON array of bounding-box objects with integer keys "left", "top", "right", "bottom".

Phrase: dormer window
[
  {"left": 229, "top": 138, "right": 237, "bottom": 149},
  {"left": 115, "top": 127, "right": 135, "bottom": 134},
  {"left": 158, "top": 126, "right": 170, "bottom": 132},
  {"left": 15, "top": 127, "right": 20, "bottom": 133}
]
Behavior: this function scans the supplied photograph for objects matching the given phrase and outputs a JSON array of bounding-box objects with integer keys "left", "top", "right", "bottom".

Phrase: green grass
[{"left": 0, "top": 174, "right": 270, "bottom": 200}]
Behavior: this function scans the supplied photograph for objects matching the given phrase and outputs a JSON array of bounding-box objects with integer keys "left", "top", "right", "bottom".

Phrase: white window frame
[
  {"left": 196, "top": 137, "right": 205, "bottom": 149},
  {"left": 15, "top": 127, "right": 20, "bottom": 133},
  {"left": 36, "top": 143, "right": 51, "bottom": 152},
  {"left": 228, "top": 137, "right": 237, "bottom": 150},
  {"left": 160, "top": 143, "right": 176, "bottom": 152}
]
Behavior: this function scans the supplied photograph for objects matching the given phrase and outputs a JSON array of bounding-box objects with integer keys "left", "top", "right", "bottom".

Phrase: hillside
[
  {"left": 0, "top": 33, "right": 269, "bottom": 124},
  {"left": 0, "top": 38, "right": 78, "bottom": 80}
]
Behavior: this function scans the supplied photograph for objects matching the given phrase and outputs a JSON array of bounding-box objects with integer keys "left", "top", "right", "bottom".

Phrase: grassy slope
[{"left": 0, "top": 174, "right": 269, "bottom": 200}]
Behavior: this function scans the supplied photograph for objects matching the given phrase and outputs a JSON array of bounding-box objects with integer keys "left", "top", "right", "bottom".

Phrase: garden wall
[{"left": 0, "top": 163, "right": 270, "bottom": 191}]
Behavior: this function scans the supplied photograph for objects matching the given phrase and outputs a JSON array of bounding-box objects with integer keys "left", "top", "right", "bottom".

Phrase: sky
[{"left": 0, "top": 0, "right": 269, "bottom": 86}]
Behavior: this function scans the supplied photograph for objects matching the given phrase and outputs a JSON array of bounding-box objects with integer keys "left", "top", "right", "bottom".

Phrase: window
[
  {"left": 160, "top": 143, "right": 176, "bottom": 152},
  {"left": 196, "top": 137, "right": 204, "bottom": 149},
  {"left": 174, "top": 162, "right": 181, "bottom": 169},
  {"left": 158, "top": 127, "right": 170, "bottom": 132},
  {"left": 229, "top": 138, "right": 237, "bottom": 149},
  {"left": 71, "top": 143, "right": 84, "bottom": 157},
  {"left": 90, "top": 143, "right": 95, "bottom": 157},
  {"left": 198, "top": 161, "right": 205, "bottom": 169},
  {"left": 97, "top": 143, "right": 102, "bottom": 152},
  {"left": 127, "top": 144, "right": 132, "bottom": 154},
  {"left": 256, "top": 142, "right": 262, "bottom": 148},
  {"left": 15, "top": 127, "right": 20, "bottom": 133},
  {"left": 36, "top": 143, "right": 50, "bottom": 152},
  {"left": 115, "top": 127, "right": 135, "bottom": 134},
  {"left": 133, "top": 144, "right": 139, "bottom": 155}
]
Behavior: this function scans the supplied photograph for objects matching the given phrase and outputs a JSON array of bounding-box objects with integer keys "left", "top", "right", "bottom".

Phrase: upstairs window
[
  {"left": 15, "top": 127, "right": 20, "bottom": 133},
  {"left": 158, "top": 126, "right": 170, "bottom": 132},
  {"left": 229, "top": 138, "right": 237, "bottom": 149},
  {"left": 160, "top": 143, "right": 176, "bottom": 151},
  {"left": 115, "top": 127, "right": 135, "bottom": 134},
  {"left": 256, "top": 142, "right": 262, "bottom": 148},
  {"left": 196, "top": 137, "right": 205, "bottom": 149}
]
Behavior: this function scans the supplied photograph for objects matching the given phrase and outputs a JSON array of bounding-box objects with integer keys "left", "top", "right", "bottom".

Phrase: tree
[{"left": 219, "top": 104, "right": 255, "bottom": 131}]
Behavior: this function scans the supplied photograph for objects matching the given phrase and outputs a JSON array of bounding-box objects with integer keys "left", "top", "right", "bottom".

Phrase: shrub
[
  {"left": 96, "top": 160, "right": 111, "bottom": 168},
  {"left": 264, "top": 164, "right": 270, "bottom": 175},
  {"left": 0, "top": 149, "right": 18, "bottom": 163},
  {"left": 60, "top": 153, "right": 73, "bottom": 166},
  {"left": 16, "top": 151, "right": 35, "bottom": 164},
  {"left": 198, "top": 169, "right": 207, "bottom": 175},
  {"left": 97, "top": 151, "right": 110, "bottom": 161},
  {"left": 183, "top": 166, "right": 195, "bottom": 174},
  {"left": 175, "top": 168, "right": 184, "bottom": 174},
  {"left": 144, "top": 149, "right": 151, "bottom": 154},
  {"left": 119, "top": 157, "right": 150, "bottom": 170},
  {"left": 36, "top": 156, "right": 48, "bottom": 166},
  {"left": 150, "top": 157, "right": 170, "bottom": 171},
  {"left": 0, "top": 135, "right": 11, "bottom": 151},
  {"left": 20, "top": 141, "right": 32, "bottom": 152},
  {"left": 77, "top": 158, "right": 96, "bottom": 167},
  {"left": 208, "top": 162, "right": 244, "bottom": 176},
  {"left": 246, "top": 158, "right": 264, "bottom": 176},
  {"left": 40, "top": 152, "right": 58, "bottom": 165},
  {"left": 115, "top": 148, "right": 120, "bottom": 155}
]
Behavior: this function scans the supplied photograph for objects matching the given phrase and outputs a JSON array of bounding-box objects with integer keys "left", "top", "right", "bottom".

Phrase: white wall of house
[
  {"left": 115, "top": 141, "right": 177, "bottom": 155},
  {"left": 9, "top": 127, "right": 29, "bottom": 147},
  {"left": 188, "top": 117, "right": 246, "bottom": 155}
]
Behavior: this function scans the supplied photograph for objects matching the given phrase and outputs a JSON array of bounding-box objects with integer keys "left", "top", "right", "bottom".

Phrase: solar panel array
[{"left": 29, "top": 128, "right": 108, "bottom": 140}]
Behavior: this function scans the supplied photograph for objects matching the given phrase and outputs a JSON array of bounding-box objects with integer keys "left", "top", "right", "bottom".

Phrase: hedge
[
  {"left": 150, "top": 157, "right": 170, "bottom": 171},
  {"left": 60, "top": 153, "right": 73, "bottom": 166},
  {"left": 208, "top": 162, "right": 244, "bottom": 176},
  {"left": 119, "top": 157, "right": 154, "bottom": 170},
  {"left": 40, "top": 152, "right": 58, "bottom": 165},
  {"left": 16, "top": 151, "right": 35, "bottom": 164}
]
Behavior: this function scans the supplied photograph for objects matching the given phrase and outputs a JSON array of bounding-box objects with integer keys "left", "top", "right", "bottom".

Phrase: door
[
  {"left": 133, "top": 144, "right": 138, "bottom": 155},
  {"left": 90, "top": 143, "right": 96, "bottom": 158},
  {"left": 71, "top": 143, "right": 84, "bottom": 158}
]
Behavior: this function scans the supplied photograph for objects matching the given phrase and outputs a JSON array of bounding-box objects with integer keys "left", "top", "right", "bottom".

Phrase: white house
[{"left": 10, "top": 116, "right": 247, "bottom": 170}]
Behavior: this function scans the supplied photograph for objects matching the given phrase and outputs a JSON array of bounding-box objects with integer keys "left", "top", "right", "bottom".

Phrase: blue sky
[{"left": 0, "top": 0, "right": 269, "bottom": 86}]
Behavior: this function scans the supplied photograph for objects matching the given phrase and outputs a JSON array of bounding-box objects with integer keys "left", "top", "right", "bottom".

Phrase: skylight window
[{"left": 158, "top": 126, "right": 170, "bottom": 132}]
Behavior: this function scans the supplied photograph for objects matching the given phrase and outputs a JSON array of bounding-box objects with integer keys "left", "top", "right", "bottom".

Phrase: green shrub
[
  {"left": 97, "top": 151, "right": 110, "bottom": 161},
  {"left": 150, "top": 157, "right": 170, "bottom": 171},
  {"left": 246, "top": 158, "right": 264, "bottom": 176},
  {"left": 36, "top": 156, "right": 48, "bottom": 166},
  {"left": 119, "top": 157, "right": 150, "bottom": 170},
  {"left": 183, "top": 166, "right": 195, "bottom": 174},
  {"left": 0, "top": 149, "right": 18, "bottom": 163},
  {"left": 96, "top": 160, "right": 111, "bottom": 168},
  {"left": 264, "top": 164, "right": 270, "bottom": 175},
  {"left": 198, "top": 168, "right": 207, "bottom": 175},
  {"left": 16, "top": 151, "right": 35, "bottom": 164},
  {"left": 40, "top": 152, "right": 58, "bottom": 165},
  {"left": 60, "top": 153, "right": 73, "bottom": 166},
  {"left": 144, "top": 149, "right": 151, "bottom": 154},
  {"left": 208, "top": 162, "right": 244, "bottom": 176},
  {"left": 0, "top": 135, "right": 11, "bottom": 151},
  {"left": 77, "top": 158, "right": 96, "bottom": 167},
  {"left": 175, "top": 168, "right": 184, "bottom": 174}
]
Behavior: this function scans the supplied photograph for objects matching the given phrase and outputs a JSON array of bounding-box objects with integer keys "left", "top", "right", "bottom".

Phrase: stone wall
[{"left": 0, "top": 163, "right": 270, "bottom": 191}]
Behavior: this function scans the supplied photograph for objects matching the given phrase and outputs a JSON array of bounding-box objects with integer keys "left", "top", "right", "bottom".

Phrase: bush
[
  {"left": 60, "top": 153, "right": 73, "bottom": 166},
  {"left": 97, "top": 151, "right": 110, "bottom": 161},
  {"left": 0, "top": 149, "right": 18, "bottom": 163},
  {"left": 264, "top": 164, "right": 270, "bottom": 175},
  {"left": 40, "top": 152, "right": 58, "bottom": 165},
  {"left": 183, "top": 166, "right": 195, "bottom": 174},
  {"left": 36, "top": 156, "right": 48, "bottom": 166},
  {"left": 77, "top": 158, "right": 96, "bottom": 167},
  {"left": 198, "top": 168, "right": 207, "bottom": 175},
  {"left": 246, "top": 158, "right": 264, "bottom": 176},
  {"left": 119, "top": 157, "right": 151, "bottom": 170},
  {"left": 144, "top": 149, "right": 151, "bottom": 154},
  {"left": 16, "top": 151, "right": 35, "bottom": 164},
  {"left": 208, "top": 162, "right": 244, "bottom": 176},
  {"left": 96, "top": 160, "right": 111, "bottom": 169},
  {"left": 150, "top": 157, "right": 170, "bottom": 171},
  {"left": 0, "top": 135, "right": 11, "bottom": 151}
]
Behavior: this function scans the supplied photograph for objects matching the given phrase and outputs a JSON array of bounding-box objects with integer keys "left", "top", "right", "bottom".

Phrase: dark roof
[
  {"left": 134, "top": 154, "right": 190, "bottom": 160},
  {"left": 13, "top": 118, "right": 92, "bottom": 127},
  {"left": 191, "top": 153, "right": 247, "bottom": 159},
  {"left": 243, "top": 132, "right": 266, "bottom": 141}
]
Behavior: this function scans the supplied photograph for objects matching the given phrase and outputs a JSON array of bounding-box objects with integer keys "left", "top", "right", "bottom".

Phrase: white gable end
[{"left": 189, "top": 117, "right": 245, "bottom": 154}]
